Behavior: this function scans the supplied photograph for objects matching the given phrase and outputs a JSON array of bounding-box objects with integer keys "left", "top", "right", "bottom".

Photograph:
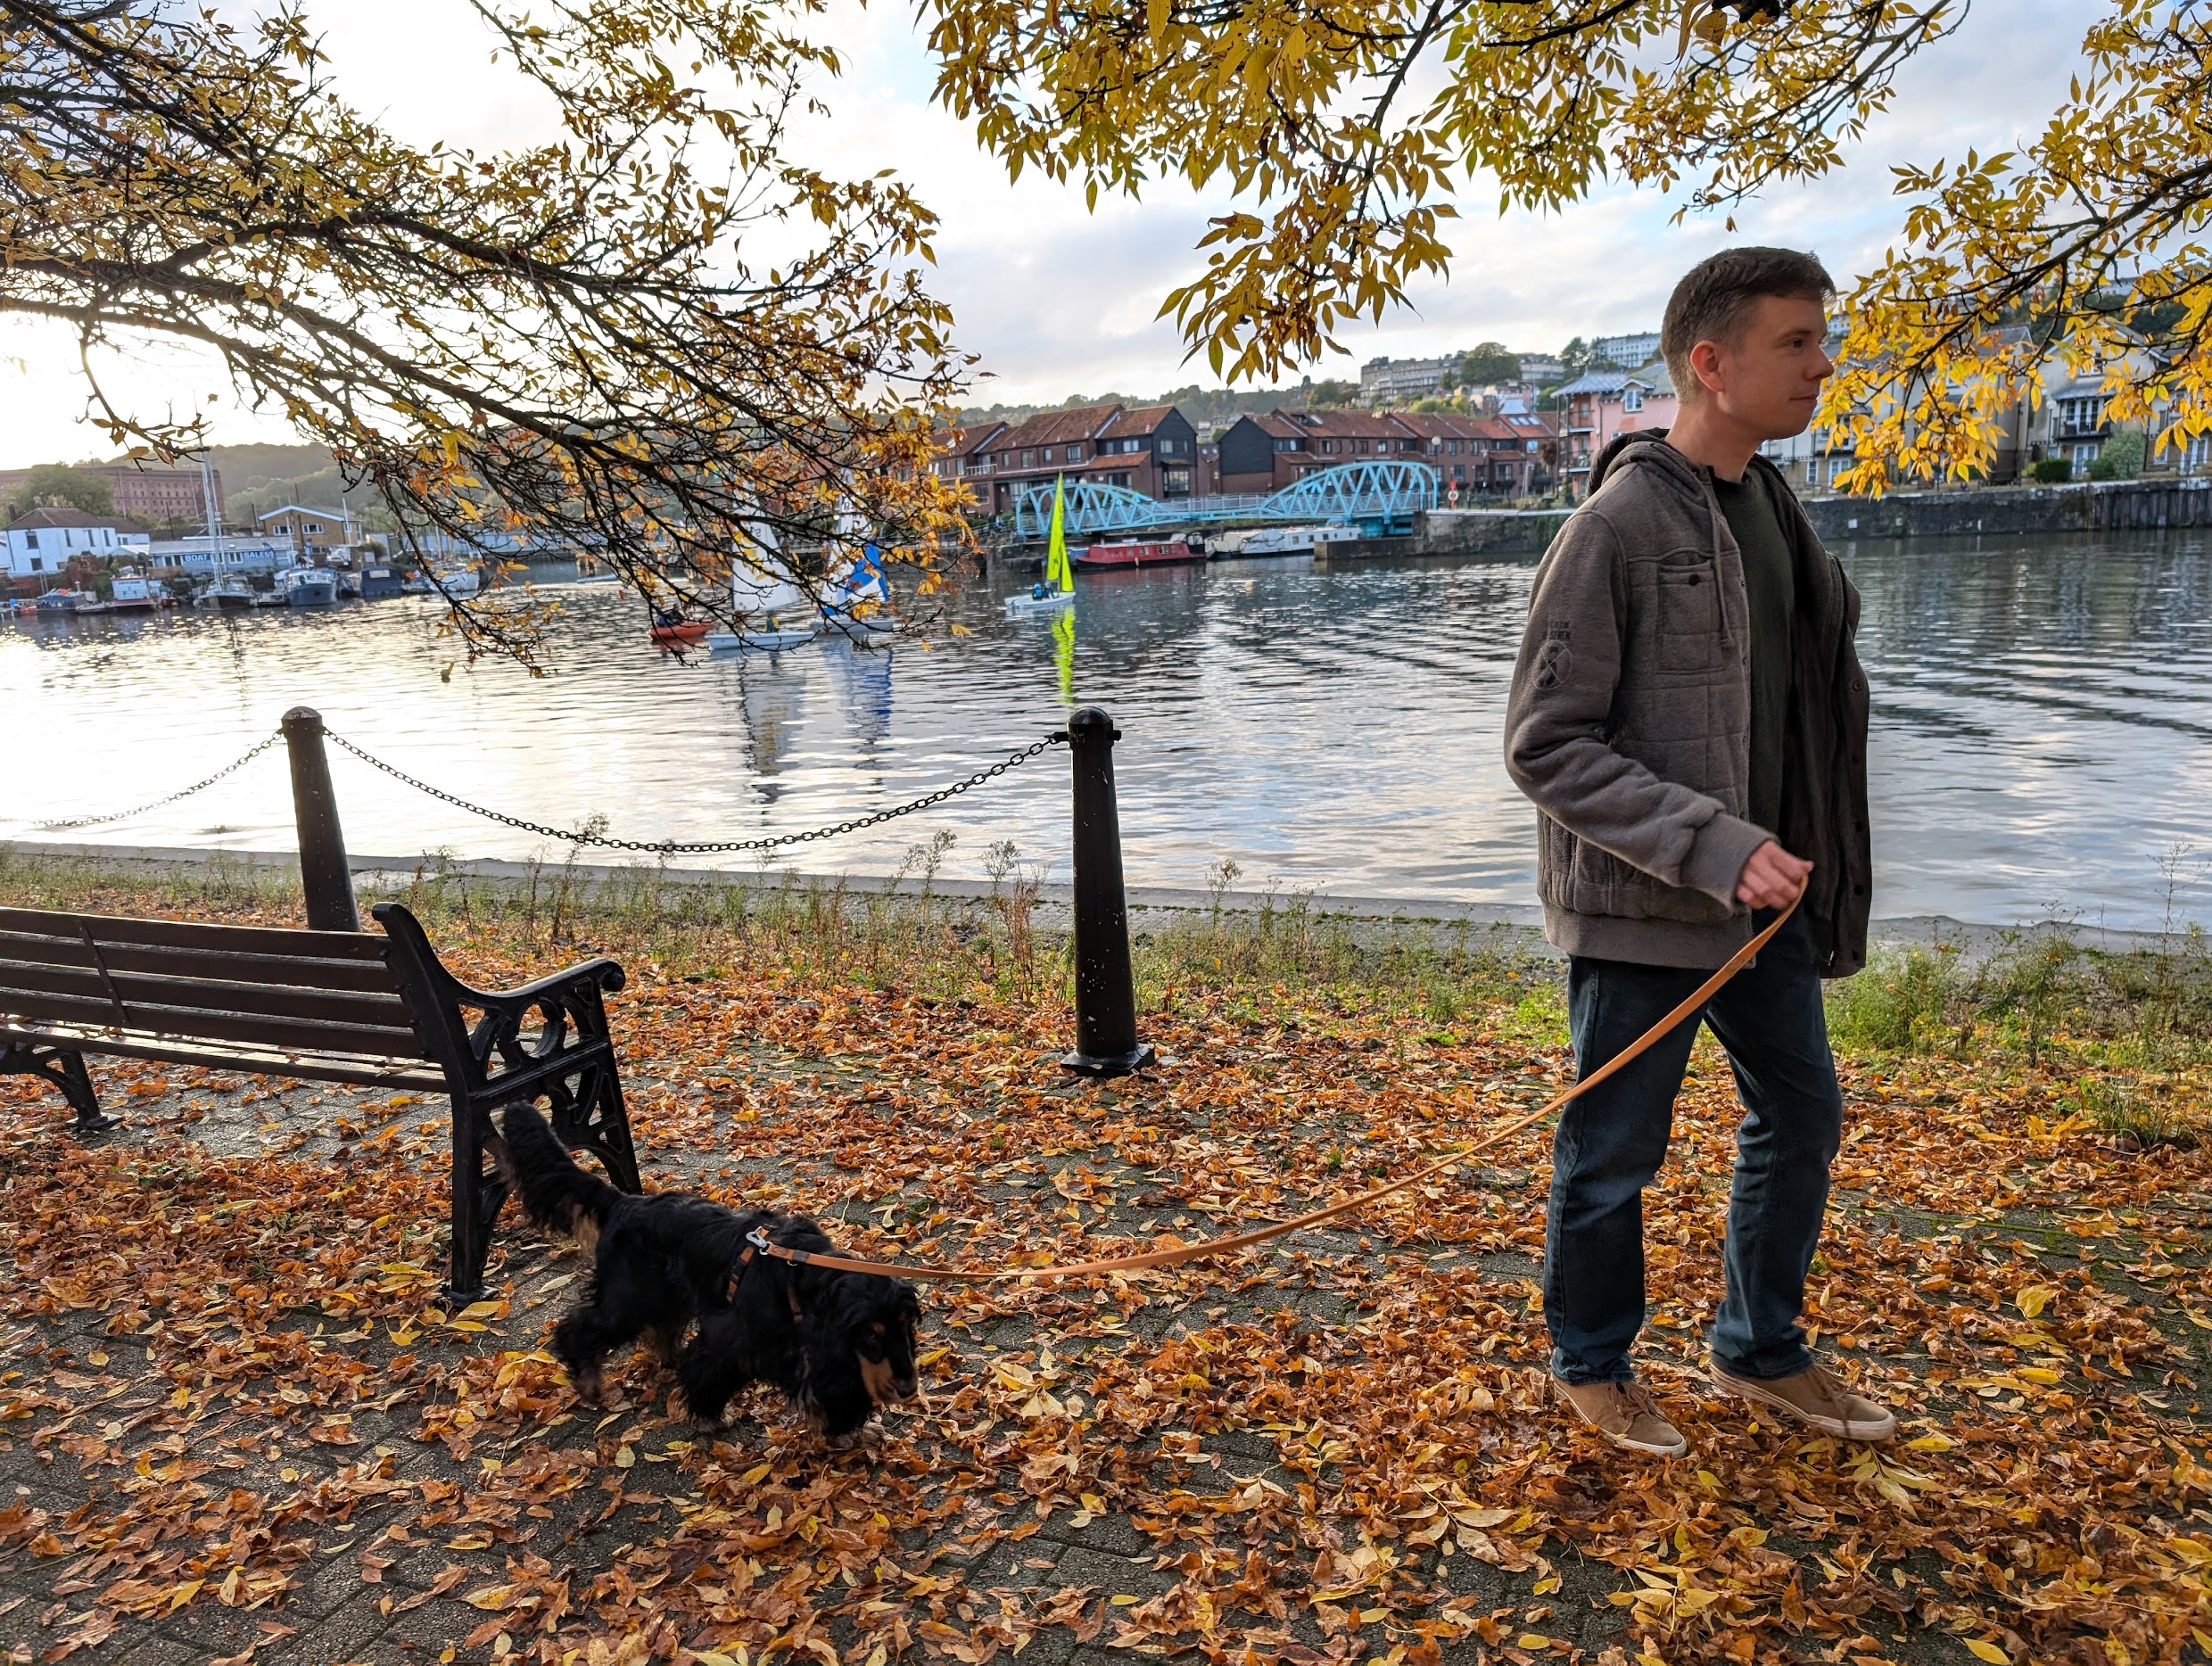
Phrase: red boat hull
[
  {"left": 1071, "top": 539, "right": 1206, "bottom": 570},
  {"left": 650, "top": 620, "right": 713, "bottom": 643}
]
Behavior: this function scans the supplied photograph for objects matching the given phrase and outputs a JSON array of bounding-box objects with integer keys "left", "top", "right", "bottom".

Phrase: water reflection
[{"left": 5, "top": 532, "right": 2210, "bottom": 928}]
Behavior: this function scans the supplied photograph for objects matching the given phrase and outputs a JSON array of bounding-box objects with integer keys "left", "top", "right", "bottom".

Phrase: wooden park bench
[{"left": 0, "top": 901, "right": 642, "bottom": 1299}]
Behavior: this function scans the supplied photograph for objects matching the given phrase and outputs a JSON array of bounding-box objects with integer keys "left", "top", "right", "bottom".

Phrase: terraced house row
[{"left": 932, "top": 400, "right": 1559, "bottom": 514}]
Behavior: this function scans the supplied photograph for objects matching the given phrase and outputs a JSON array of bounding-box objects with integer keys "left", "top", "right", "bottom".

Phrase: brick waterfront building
[{"left": 0, "top": 462, "right": 222, "bottom": 529}]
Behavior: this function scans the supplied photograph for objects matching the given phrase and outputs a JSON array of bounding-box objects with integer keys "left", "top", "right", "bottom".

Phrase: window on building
[
  {"left": 306, "top": 520, "right": 322, "bottom": 532},
  {"left": 29, "top": 556, "right": 41, "bottom": 572},
  {"left": 22, "top": 532, "right": 35, "bottom": 549},
  {"left": 2059, "top": 397, "right": 2106, "bottom": 434},
  {"left": 1622, "top": 387, "right": 1644, "bottom": 414},
  {"left": 2187, "top": 434, "right": 2212, "bottom": 474}
]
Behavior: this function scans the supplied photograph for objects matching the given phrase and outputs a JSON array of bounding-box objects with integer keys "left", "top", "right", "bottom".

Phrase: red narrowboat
[{"left": 1070, "top": 537, "right": 1208, "bottom": 570}]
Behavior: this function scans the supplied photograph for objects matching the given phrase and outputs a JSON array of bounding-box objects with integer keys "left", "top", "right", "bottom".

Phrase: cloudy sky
[{"left": 0, "top": 0, "right": 2101, "bottom": 466}]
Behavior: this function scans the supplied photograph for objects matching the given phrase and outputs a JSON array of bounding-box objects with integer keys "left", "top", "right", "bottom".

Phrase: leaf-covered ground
[{"left": 4, "top": 891, "right": 2211, "bottom": 1665}]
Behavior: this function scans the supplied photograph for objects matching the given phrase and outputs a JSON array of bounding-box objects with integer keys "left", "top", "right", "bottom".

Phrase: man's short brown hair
[{"left": 1660, "top": 247, "right": 1833, "bottom": 395}]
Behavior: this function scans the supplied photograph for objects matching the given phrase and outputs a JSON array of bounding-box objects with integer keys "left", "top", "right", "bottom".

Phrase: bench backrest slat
[
  {"left": 0, "top": 907, "right": 390, "bottom": 963},
  {"left": 0, "top": 928, "right": 402, "bottom": 994},
  {"left": 0, "top": 906, "right": 427, "bottom": 1063},
  {"left": 0, "top": 960, "right": 412, "bottom": 1031},
  {"left": 0, "top": 982, "right": 428, "bottom": 1060}
]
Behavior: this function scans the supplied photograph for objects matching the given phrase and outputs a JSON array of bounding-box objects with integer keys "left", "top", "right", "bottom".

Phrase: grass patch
[
  {"left": 1826, "top": 925, "right": 2212, "bottom": 1145},
  {"left": 0, "top": 843, "right": 1553, "bottom": 1042}
]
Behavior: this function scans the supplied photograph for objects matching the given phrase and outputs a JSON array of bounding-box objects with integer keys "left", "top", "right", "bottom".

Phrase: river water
[{"left": 6, "top": 533, "right": 2209, "bottom": 930}]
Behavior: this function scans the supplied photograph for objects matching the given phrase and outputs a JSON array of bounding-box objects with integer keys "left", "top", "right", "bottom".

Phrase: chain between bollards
[{"left": 1059, "top": 705, "right": 1153, "bottom": 1076}]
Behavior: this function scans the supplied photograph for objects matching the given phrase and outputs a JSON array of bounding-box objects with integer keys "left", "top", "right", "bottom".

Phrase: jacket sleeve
[{"left": 1502, "top": 510, "right": 1771, "bottom": 905}]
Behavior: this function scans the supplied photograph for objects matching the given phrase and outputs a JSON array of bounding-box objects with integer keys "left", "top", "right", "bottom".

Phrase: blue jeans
[{"left": 1544, "top": 909, "right": 1844, "bottom": 1384}]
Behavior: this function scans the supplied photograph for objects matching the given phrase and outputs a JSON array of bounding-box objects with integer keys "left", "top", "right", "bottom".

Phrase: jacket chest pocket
[{"left": 1655, "top": 550, "right": 1721, "bottom": 669}]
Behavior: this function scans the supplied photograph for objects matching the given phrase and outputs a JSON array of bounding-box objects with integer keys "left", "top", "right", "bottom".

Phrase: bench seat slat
[
  {"left": 0, "top": 961, "right": 413, "bottom": 1029},
  {"left": 0, "top": 930, "right": 401, "bottom": 994},
  {"left": 0, "top": 907, "right": 389, "bottom": 962},
  {"left": 0, "top": 1023, "right": 447, "bottom": 1093},
  {"left": 0, "top": 986, "right": 428, "bottom": 1060}
]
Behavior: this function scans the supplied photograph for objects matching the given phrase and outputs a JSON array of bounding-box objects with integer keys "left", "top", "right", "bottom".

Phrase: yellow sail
[{"left": 1045, "top": 475, "right": 1072, "bottom": 593}]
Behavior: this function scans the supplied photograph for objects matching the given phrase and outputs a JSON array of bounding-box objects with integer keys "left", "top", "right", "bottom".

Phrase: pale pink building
[{"left": 1556, "top": 361, "right": 1679, "bottom": 499}]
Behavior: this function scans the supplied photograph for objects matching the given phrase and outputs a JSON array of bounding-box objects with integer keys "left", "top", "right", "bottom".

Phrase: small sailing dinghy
[
  {"left": 822, "top": 532, "right": 896, "bottom": 646},
  {"left": 706, "top": 516, "right": 821, "bottom": 654},
  {"left": 1005, "top": 476, "right": 1077, "bottom": 617}
]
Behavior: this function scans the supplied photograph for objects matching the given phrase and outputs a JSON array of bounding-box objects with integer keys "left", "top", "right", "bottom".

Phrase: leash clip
[{"left": 725, "top": 1226, "right": 780, "bottom": 1302}]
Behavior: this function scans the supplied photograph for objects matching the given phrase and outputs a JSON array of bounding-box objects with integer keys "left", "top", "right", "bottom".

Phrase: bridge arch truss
[{"left": 1011, "top": 458, "right": 1438, "bottom": 540}]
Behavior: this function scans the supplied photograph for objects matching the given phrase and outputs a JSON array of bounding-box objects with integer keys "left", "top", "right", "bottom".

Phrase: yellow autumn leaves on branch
[
  {"left": 4, "top": 0, "right": 2204, "bottom": 653},
  {"left": 923, "top": 0, "right": 2212, "bottom": 485}
]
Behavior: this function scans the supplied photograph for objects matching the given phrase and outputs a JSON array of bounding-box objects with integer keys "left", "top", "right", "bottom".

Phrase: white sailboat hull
[
  {"left": 1004, "top": 589, "right": 1075, "bottom": 617},
  {"left": 706, "top": 619, "right": 821, "bottom": 653}
]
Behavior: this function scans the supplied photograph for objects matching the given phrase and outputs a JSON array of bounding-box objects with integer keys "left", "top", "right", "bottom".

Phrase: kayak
[{"left": 649, "top": 619, "right": 714, "bottom": 643}]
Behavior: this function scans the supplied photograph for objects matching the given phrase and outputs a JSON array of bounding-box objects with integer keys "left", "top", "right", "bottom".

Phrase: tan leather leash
[{"left": 741, "top": 888, "right": 1804, "bottom": 1285}]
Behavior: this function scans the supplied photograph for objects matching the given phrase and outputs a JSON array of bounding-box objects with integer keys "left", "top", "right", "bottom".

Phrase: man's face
[{"left": 1693, "top": 294, "right": 1833, "bottom": 441}]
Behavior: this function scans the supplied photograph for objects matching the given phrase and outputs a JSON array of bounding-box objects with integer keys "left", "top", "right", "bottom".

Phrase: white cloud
[{"left": 0, "top": 0, "right": 2109, "bottom": 464}]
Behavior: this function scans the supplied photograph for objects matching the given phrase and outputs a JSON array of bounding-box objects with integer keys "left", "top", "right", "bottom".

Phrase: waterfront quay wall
[
  {"left": 1383, "top": 477, "right": 2212, "bottom": 560},
  {"left": 1795, "top": 476, "right": 2212, "bottom": 540}
]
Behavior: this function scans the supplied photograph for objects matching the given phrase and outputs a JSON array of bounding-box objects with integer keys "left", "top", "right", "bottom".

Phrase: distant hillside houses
[{"left": 1358, "top": 348, "right": 1562, "bottom": 404}]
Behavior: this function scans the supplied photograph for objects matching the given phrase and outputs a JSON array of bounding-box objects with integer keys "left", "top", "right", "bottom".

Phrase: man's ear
[{"left": 1687, "top": 339, "right": 1726, "bottom": 399}]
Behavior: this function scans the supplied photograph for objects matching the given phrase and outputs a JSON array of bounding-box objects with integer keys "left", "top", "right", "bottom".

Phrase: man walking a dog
[{"left": 1504, "top": 247, "right": 1888, "bottom": 1456}]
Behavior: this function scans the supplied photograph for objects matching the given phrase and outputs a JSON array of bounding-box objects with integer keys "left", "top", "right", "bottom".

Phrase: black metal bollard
[
  {"left": 281, "top": 706, "right": 361, "bottom": 931},
  {"left": 1061, "top": 705, "right": 1154, "bottom": 1076}
]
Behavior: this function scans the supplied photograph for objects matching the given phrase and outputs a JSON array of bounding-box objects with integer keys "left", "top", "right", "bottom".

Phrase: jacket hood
[
  {"left": 1589, "top": 425, "right": 1791, "bottom": 504},
  {"left": 1587, "top": 426, "right": 1702, "bottom": 498}
]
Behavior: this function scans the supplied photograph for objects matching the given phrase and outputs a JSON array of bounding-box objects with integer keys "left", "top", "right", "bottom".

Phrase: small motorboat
[
  {"left": 35, "top": 588, "right": 98, "bottom": 614},
  {"left": 649, "top": 613, "right": 714, "bottom": 645},
  {"left": 209, "top": 574, "right": 257, "bottom": 610},
  {"left": 108, "top": 569, "right": 170, "bottom": 612},
  {"left": 281, "top": 565, "right": 339, "bottom": 606},
  {"left": 357, "top": 565, "right": 404, "bottom": 600}
]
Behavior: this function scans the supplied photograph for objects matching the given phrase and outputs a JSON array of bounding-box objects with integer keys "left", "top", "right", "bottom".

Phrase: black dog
[{"left": 498, "top": 1102, "right": 921, "bottom": 1438}]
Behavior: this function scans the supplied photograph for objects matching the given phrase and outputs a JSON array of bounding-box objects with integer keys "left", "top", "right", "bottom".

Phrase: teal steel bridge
[{"left": 1011, "top": 458, "right": 1438, "bottom": 540}]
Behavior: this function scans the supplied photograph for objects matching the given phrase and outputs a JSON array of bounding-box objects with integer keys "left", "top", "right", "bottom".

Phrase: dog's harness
[
  {"left": 728, "top": 1225, "right": 807, "bottom": 1323},
  {"left": 735, "top": 889, "right": 1803, "bottom": 1285}
]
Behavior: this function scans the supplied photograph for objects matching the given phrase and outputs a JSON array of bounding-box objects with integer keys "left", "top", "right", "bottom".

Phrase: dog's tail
[{"left": 499, "top": 1101, "right": 622, "bottom": 1241}]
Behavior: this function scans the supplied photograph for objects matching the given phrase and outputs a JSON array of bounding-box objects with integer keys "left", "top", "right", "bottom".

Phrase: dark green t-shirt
[{"left": 1711, "top": 469, "right": 1795, "bottom": 834}]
